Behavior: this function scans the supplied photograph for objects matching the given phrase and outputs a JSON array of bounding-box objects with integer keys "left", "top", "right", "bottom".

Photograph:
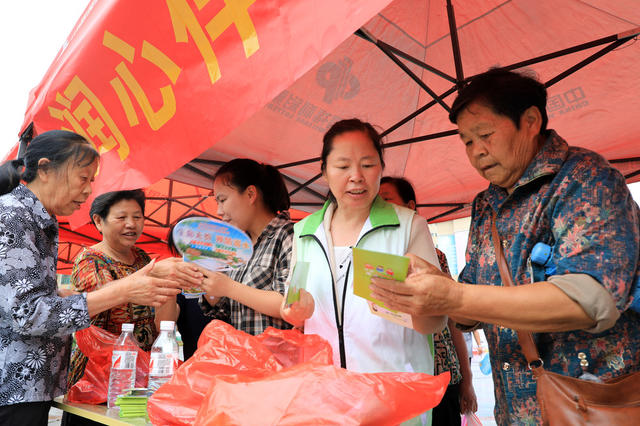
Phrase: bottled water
[
  {"left": 148, "top": 320, "right": 179, "bottom": 392},
  {"left": 107, "top": 323, "right": 138, "bottom": 408}
]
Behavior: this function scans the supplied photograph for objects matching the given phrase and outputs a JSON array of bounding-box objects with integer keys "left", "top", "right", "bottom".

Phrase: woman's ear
[
  {"left": 521, "top": 106, "right": 542, "bottom": 134},
  {"left": 36, "top": 158, "right": 52, "bottom": 182},
  {"left": 407, "top": 200, "right": 416, "bottom": 210},
  {"left": 245, "top": 185, "right": 258, "bottom": 204},
  {"left": 92, "top": 214, "right": 104, "bottom": 234}
]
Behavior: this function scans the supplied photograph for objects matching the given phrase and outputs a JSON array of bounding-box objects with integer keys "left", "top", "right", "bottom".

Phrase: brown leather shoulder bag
[{"left": 491, "top": 214, "right": 640, "bottom": 425}]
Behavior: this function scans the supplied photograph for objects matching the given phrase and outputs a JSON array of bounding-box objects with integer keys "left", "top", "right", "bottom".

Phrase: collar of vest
[{"left": 299, "top": 195, "right": 399, "bottom": 236}]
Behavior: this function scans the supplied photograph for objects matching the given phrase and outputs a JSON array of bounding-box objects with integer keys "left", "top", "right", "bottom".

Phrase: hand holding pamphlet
[
  {"left": 352, "top": 247, "right": 413, "bottom": 328},
  {"left": 171, "top": 217, "right": 253, "bottom": 298},
  {"left": 285, "top": 261, "right": 310, "bottom": 306}
]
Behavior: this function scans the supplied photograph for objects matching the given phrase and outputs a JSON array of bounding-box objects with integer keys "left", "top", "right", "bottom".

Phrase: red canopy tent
[
  {"left": 168, "top": 0, "right": 640, "bottom": 221},
  {"left": 5, "top": 0, "right": 640, "bottom": 269}
]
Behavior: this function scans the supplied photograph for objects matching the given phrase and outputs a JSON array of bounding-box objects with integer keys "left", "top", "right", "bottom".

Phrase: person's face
[
  {"left": 43, "top": 158, "right": 98, "bottom": 216},
  {"left": 94, "top": 199, "right": 144, "bottom": 251},
  {"left": 379, "top": 182, "right": 409, "bottom": 208},
  {"left": 323, "top": 130, "right": 383, "bottom": 211},
  {"left": 457, "top": 101, "right": 541, "bottom": 190},
  {"left": 213, "top": 177, "right": 254, "bottom": 231}
]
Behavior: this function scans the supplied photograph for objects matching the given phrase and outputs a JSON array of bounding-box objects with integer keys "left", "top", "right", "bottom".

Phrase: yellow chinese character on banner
[
  {"left": 48, "top": 75, "right": 130, "bottom": 160},
  {"left": 166, "top": 0, "right": 259, "bottom": 84},
  {"left": 103, "top": 31, "right": 182, "bottom": 131}
]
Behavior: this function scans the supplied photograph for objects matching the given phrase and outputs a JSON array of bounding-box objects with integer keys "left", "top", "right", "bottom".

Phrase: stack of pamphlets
[{"left": 115, "top": 388, "right": 152, "bottom": 418}]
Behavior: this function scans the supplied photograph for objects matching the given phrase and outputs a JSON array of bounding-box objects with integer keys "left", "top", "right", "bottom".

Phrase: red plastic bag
[
  {"left": 194, "top": 363, "right": 450, "bottom": 425},
  {"left": 147, "top": 321, "right": 332, "bottom": 424},
  {"left": 148, "top": 320, "right": 449, "bottom": 425},
  {"left": 67, "top": 325, "right": 150, "bottom": 404}
]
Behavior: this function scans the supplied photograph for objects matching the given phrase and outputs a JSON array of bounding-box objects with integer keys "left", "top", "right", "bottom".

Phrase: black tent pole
[
  {"left": 446, "top": 0, "right": 465, "bottom": 89},
  {"left": 544, "top": 38, "right": 629, "bottom": 88}
]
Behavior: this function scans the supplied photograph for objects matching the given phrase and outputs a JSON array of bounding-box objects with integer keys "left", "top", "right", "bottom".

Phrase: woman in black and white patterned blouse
[{"left": 0, "top": 130, "right": 184, "bottom": 425}]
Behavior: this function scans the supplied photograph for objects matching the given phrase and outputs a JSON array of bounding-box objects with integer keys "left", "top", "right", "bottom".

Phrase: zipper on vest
[
  {"left": 301, "top": 222, "right": 398, "bottom": 370},
  {"left": 302, "top": 233, "right": 349, "bottom": 369}
]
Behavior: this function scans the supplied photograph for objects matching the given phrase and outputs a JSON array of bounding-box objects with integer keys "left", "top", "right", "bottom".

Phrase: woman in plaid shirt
[{"left": 199, "top": 159, "right": 293, "bottom": 335}]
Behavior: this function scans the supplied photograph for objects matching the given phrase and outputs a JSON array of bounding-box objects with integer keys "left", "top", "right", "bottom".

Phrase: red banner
[{"left": 21, "top": 0, "right": 392, "bottom": 226}]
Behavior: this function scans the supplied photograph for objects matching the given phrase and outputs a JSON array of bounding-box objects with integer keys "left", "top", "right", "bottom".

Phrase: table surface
[{"left": 53, "top": 396, "right": 151, "bottom": 425}]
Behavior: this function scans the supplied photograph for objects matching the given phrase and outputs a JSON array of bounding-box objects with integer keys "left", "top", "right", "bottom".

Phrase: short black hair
[
  {"left": 89, "top": 189, "right": 146, "bottom": 226},
  {"left": 380, "top": 176, "right": 416, "bottom": 205},
  {"left": 449, "top": 68, "right": 548, "bottom": 132}
]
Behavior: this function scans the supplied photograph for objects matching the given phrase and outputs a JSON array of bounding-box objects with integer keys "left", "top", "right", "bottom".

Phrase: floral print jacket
[
  {"left": 459, "top": 131, "right": 640, "bottom": 425},
  {"left": 0, "top": 185, "right": 90, "bottom": 405}
]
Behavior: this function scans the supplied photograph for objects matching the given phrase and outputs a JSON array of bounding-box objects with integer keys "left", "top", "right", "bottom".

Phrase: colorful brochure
[
  {"left": 352, "top": 247, "right": 413, "bottom": 328},
  {"left": 172, "top": 217, "right": 253, "bottom": 298}
]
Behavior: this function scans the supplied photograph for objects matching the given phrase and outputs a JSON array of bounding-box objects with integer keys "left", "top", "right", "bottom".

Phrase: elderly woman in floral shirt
[
  {"left": 0, "top": 131, "right": 186, "bottom": 425},
  {"left": 370, "top": 69, "right": 640, "bottom": 425}
]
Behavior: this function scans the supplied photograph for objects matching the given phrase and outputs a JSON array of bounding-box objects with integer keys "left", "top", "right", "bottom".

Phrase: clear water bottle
[
  {"left": 107, "top": 323, "right": 138, "bottom": 408},
  {"left": 148, "top": 320, "right": 179, "bottom": 392}
]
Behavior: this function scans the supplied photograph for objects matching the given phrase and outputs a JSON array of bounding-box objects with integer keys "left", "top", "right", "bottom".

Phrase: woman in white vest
[{"left": 282, "top": 118, "right": 446, "bottom": 382}]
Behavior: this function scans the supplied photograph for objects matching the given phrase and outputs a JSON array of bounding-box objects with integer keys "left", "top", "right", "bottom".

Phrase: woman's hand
[
  {"left": 57, "top": 288, "right": 79, "bottom": 298},
  {"left": 123, "top": 260, "right": 183, "bottom": 307},
  {"left": 151, "top": 257, "right": 204, "bottom": 288},
  {"left": 459, "top": 376, "right": 478, "bottom": 414},
  {"left": 369, "top": 253, "right": 462, "bottom": 317},
  {"left": 281, "top": 288, "right": 315, "bottom": 328},
  {"left": 198, "top": 268, "right": 235, "bottom": 298}
]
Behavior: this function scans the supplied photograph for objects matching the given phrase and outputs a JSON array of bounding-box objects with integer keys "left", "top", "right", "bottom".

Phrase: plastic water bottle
[
  {"left": 148, "top": 320, "right": 179, "bottom": 392},
  {"left": 107, "top": 323, "right": 138, "bottom": 408}
]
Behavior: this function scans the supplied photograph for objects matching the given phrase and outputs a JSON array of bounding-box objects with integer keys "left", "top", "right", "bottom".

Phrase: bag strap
[{"left": 490, "top": 211, "right": 544, "bottom": 370}]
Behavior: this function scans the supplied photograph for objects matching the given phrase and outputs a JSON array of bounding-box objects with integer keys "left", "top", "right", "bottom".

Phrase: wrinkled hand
[
  {"left": 151, "top": 257, "right": 204, "bottom": 289},
  {"left": 57, "top": 288, "right": 78, "bottom": 298},
  {"left": 125, "top": 260, "right": 182, "bottom": 307},
  {"left": 198, "top": 267, "right": 234, "bottom": 298},
  {"left": 369, "top": 253, "right": 461, "bottom": 317},
  {"left": 281, "top": 288, "right": 314, "bottom": 327},
  {"left": 459, "top": 377, "right": 478, "bottom": 414},
  {"left": 406, "top": 253, "right": 449, "bottom": 277}
]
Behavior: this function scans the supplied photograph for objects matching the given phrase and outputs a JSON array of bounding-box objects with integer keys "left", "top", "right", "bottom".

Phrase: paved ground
[{"left": 470, "top": 351, "right": 497, "bottom": 425}]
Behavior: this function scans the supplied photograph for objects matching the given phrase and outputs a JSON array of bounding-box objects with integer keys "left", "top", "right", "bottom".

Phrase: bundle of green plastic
[{"left": 115, "top": 388, "right": 152, "bottom": 418}]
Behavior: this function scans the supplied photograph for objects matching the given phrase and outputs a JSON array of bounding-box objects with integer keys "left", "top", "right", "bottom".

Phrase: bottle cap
[
  {"left": 122, "top": 323, "right": 134, "bottom": 332},
  {"left": 160, "top": 320, "right": 175, "bottom": 331}
]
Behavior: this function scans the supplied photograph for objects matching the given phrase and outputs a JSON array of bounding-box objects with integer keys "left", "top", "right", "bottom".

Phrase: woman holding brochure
[
  {"left": 66, "top": 189, "right": 202, "bottom": 390},
  {"left": 281, "top": 119, "right": 446, "bottom": 419},
  {"left": 198, "top": 158, "right": 294, "bottom": 335}
]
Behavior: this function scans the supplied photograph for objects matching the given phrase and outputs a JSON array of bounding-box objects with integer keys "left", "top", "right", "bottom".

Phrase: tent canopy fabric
[
  {"left": 8, "top": 0, "right": 640, "bottom": 270},
  {"left": 169, "top": 0, "right": 640, "bottom": 221}
]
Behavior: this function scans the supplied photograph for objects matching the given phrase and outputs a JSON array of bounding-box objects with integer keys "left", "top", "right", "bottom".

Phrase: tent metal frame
[
  {"left": 54, "top": 178, "right": 219, "bottom": 271},
  {"left": 16, "top": 2, "right": 640, "bottom": 230},
  {"left": 276, "top": 1, "right": 640, "bottom": 221}
]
